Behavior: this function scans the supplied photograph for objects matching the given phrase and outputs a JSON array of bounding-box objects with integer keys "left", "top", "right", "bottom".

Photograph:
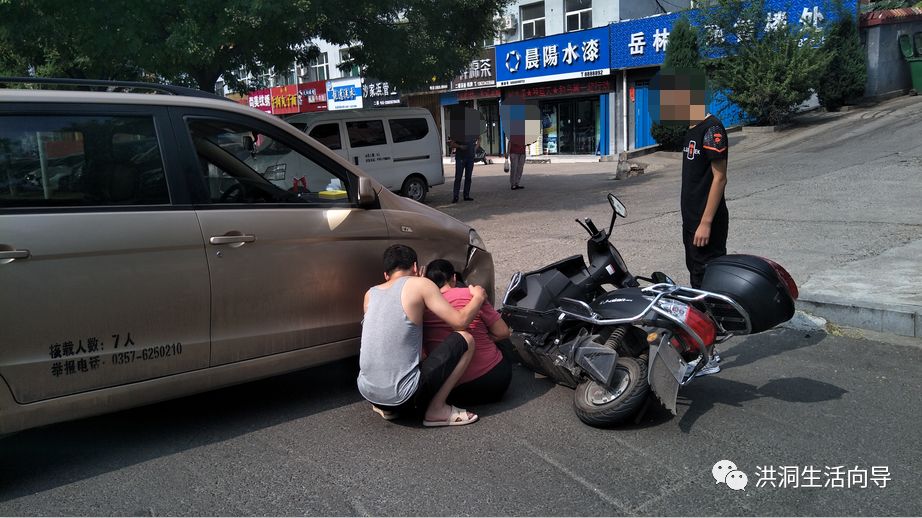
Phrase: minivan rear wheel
[{"left": 401, "top": 176, "right": 428, "bottom": 203}]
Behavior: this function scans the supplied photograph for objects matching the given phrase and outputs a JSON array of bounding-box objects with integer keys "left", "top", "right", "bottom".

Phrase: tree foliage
[
  {"left": 698, "top": 0, "right": 832, "bottom": 126},
  {"left": 651, "top": 15, "right": 701, "bottom": 151},
  {"left": 0, "top": 0, "right": 509, "bottom": 93},
  {"left": 816, "top": 3, "right": 867, "bottom": 110}
]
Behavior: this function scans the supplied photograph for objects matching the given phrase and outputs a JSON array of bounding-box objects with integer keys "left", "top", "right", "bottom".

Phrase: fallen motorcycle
[{"left": 500, "top": 193, "right": 798, "bottom": 427}]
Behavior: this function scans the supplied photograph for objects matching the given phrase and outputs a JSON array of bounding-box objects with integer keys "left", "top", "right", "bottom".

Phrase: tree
[
  {"left": 816, "top": 3, "right": 867, "bottom": 111},
  {"left": 697, "top": 0, "right": 832, "bottom": 126},
  {"left": 651, "top": 15, "right": 701, "bottom": 151},
  {"left": 0, "top": 0, "right": 509, "bottom": 93}
]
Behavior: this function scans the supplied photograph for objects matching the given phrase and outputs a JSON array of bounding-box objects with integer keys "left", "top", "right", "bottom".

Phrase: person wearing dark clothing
[
  {"left": 451, "top": 137, "right": 477, "bottom": 203},
  {"left": 681, "top": 114, "right": 729, "bottom": 289}
]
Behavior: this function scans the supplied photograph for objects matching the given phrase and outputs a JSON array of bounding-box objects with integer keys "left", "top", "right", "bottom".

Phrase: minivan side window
[
  {"left": 309, "top": 123, "right": 342, "bottom": 150},
  {"left": 0, "top": 115, "right": 169, "bottom": 208},
  {"left": 186, "top": 119, "right": 348, "bottom": 205},
  {"left": 346, "top": 120, "right": 387, "bottom": 148},
  {"left": 388, "top": 118, "right": 429, "bottom": 143}
]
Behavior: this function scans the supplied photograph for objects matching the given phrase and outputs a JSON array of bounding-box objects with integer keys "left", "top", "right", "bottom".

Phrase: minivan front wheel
[{"left": 401, "top": 176, "right": 428, "bottom": 203}]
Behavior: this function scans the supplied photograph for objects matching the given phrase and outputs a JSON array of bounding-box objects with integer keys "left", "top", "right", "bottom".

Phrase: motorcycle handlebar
[{"left": 584, "top": 217, "right": 600, "bottom": 235}]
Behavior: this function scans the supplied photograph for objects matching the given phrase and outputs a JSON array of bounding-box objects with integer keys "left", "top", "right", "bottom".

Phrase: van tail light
[
  {"left": 759, "top": 257, "right": 799, "bottom": 301},
  {"left": 658, "top": 300, "right": 717, "bottom": 353}
]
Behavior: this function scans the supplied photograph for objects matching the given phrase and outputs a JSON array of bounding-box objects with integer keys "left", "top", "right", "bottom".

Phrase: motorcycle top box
[{"left": 700, "top": 254, "right": 798, "bottom": 333}]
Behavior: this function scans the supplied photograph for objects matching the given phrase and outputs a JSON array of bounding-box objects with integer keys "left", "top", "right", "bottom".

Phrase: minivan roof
[{"left": 285, "top": 106, "right": 432, "bottom": 124}]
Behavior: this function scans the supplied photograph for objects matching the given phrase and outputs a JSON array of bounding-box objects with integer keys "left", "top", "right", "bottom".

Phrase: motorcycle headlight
[{"left": 469, "top": 229, "right": 486, "bottom": 251}]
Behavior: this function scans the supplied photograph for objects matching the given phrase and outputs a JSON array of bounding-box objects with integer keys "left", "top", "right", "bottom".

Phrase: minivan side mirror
[{"left": 358, "top": 176, "right": 378, "bottom": 208}]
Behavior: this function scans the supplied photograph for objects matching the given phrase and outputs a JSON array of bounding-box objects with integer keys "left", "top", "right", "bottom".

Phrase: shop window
[
  {"left": 0, "top": 115, "right": 169, "bottom": 208},
  {"left": 565, "top": 0, "right": 592, "bottom": 32},
  {"left": 521, "top": 2, "right": 545, "bottom": 40},
  {"left": 309, "top": 123, "right": 343, "bottom": 150},
  {"left": 308, "top": 53, "right": 329, "bottom": 82},
  {"left": 346, "top": 120, "right": 387, "bottom": 148},
  {"left": 388, "top": 118, "right": 429, "bottom": 143}
]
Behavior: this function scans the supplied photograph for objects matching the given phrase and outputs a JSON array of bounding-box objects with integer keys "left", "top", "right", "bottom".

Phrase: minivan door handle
[
  {"left": 353, "top": 157, "right": 359, "bottom": 166},
  {"left": 209, "top": 234, "right": 256, "bottom": 246},
  {"left": 0, "top": 249, "right": 30, "bottom": 261}
]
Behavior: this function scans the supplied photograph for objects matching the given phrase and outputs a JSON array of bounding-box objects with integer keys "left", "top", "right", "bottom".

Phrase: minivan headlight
[{"left": 469, "top": 229, "right": 486, "bottom": 251}]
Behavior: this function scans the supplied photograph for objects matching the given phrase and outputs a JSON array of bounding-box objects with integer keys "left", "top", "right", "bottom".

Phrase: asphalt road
[
  {"left": 1, "top": 329, "right": 920, "bottom": 515},
  {"left": 3, "top": 96, "right": 922, "bottom": 516}
]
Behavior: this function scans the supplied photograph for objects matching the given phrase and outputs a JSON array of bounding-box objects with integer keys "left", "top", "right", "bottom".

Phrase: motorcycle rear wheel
[{"left": 573, "top": 356, "right": 649, "bottom": 427}]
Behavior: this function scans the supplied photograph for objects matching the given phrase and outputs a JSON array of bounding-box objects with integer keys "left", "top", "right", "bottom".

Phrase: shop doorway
[
  {"left": 478, "top": 101, "right": 500, "bottom": 155},
  {"left": 633, "top": 80, "right": 656, "bottom": 149},
  {"left": 540, "top": 98, "right": 599, "bottom": 154}
]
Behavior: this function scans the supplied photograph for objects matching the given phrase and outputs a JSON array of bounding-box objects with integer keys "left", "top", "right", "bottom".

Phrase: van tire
[{"left": 401, "top": 176, "right": 428, "bottom": 203}]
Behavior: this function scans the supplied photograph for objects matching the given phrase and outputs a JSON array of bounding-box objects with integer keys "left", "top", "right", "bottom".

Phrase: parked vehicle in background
[
  {"left": 275, "top": 107, "right": 444, "bottom": 203},
  {"left": 0, "top": 77, "right": 493, "bottom": 435}
]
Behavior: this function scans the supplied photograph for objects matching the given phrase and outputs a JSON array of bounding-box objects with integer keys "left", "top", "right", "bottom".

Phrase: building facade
[{"left": 221, "top": 0, "right": 852, "bottom": 158}]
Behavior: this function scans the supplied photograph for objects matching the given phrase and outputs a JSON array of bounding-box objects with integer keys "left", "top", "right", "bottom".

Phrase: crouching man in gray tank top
[{"left": 357, "top": 244, "right": 487, "bottom": 427}]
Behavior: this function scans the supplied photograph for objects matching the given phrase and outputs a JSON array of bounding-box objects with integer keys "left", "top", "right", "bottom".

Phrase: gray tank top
[{"left": 357, "top": 276, "right": 422, "bottom": 406}]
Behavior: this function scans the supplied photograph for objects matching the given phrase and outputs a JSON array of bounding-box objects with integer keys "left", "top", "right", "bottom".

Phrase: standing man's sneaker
[
  {"left": 695, "top": 356, "right": 721, "bottom": 376},
  {"left": 463, "top": 196, "right": 474, "bottom": 201}
]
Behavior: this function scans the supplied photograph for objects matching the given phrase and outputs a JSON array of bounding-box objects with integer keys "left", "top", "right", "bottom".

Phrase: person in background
[{"left": 423, "top": 259, "right": 512, "bottom": 406}]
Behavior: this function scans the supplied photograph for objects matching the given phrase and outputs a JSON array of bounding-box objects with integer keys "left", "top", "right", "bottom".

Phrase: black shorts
[{"left": 378, "top": 332, "right": 468, "bottom": 415}]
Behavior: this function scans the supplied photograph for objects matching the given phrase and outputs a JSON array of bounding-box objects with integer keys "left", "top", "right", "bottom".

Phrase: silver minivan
[{"left": 0, "top": 80, "right": 493, "bottom": 434}]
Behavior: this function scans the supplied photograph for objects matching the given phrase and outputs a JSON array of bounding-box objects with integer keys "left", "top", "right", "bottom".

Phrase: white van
[{"left": 276, "top": 107, "right": 444, "bottom": 202}]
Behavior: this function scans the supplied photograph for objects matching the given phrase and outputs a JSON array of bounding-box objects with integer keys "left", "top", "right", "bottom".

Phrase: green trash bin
[{"left": 899, "top": 32, "right": 922, "bottom": 95}]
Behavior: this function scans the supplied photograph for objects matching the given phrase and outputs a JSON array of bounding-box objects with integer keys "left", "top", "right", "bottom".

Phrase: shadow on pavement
[{"left": 0, "top": 357, "right": 365, "bottom": 500}]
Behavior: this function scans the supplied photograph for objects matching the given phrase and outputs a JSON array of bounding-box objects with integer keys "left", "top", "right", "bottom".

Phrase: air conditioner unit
[{"left": 500, "top": 14, "right": 517, "bottom": 32}]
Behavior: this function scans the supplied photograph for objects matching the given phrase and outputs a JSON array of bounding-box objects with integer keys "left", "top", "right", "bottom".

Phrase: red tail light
[
  {"left": 660, "top": 300, "right": 717, "bottom": 352},
  {"left": 760, "top": 257, "right": 799, "bottom": 300},
  {"left": 680, "top": 305, "right": 717, "bottom": 349}
]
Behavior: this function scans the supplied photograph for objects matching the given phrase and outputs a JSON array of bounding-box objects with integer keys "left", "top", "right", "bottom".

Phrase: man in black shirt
[
  {"left": 681, "top": 114, "right": 728, "bottom": 289},
  {"left": 653, "top": 68, "right": 728, "bottom": 376}
]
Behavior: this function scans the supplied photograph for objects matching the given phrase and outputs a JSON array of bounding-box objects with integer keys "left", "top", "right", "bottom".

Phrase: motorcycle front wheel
[{"left": 573, "top": 356, "right": 649, "bottom": 427}]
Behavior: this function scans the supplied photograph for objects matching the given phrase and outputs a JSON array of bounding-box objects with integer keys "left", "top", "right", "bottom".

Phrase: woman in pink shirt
[{"left": 423, "top": 260, "right": 512, "bottom": 406}]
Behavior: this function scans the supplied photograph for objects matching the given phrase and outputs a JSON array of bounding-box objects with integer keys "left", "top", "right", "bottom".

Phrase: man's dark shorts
[{"left": 377, "top": 332, "right": 468, "bottom": 415}]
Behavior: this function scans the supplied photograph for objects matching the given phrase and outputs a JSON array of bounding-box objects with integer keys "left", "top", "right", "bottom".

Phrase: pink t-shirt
[{"left": 423, "top": 287, "right": 504, "bottom": 385}]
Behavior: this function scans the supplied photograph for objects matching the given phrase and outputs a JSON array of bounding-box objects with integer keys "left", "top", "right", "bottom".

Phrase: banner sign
[
  {"left": 496, "top": 25, "right": 610, "bottom": 87},
  {"left": 610, "top": 1, "right": 854, "bottom": 69},
  {"left": 326, "top": 78, "right": 363, "bottom": 110},
  {"left": 297, "top": 80, "right": 328, "bottom": 112},
  {"left": 450, "top": 47, "right": 497, "bottom": 91},
  {"left": 363, "top": 79, "right": 401, "bottom": 107},
  {"left": 270, "top": 84, "right": 299, "bottom": 115},
  {"left": 247, "top": 88, "right": 272, "bottom": 113}
]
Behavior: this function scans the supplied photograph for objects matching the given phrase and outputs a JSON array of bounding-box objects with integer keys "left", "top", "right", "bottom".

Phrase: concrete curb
[{"left": 796, "top": 295, "right": 921, "bottom": 338}]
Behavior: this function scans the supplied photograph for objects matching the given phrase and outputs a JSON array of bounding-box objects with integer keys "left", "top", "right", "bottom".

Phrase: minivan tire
[{"left": 401, "top": 176, "right": 428, "bottom": 203}]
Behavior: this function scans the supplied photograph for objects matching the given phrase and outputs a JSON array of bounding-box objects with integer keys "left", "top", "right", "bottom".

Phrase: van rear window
[
  {"left": 346, "top": 120, "right": 387, "bottom": 148},
  {"left": 388, "top": 118, "right": 429, "bottom": 143}
]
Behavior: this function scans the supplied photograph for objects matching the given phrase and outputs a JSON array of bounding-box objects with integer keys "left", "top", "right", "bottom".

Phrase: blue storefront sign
[
  {"left": 610, "top": 1, "right": 855, "bottom": 70},
  {"left": 496, "top": 26, "right": 611, "bottom": 87},
  {"left": 326, "top": 78, "right": 364, "bottom": 111}
]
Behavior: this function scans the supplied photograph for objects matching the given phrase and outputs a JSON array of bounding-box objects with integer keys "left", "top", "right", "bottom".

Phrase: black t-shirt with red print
[{"left": 681, "top": 115, "right": 728, "bottom": 231}]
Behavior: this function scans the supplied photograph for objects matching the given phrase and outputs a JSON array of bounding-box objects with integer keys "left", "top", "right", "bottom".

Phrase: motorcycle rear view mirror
[
  {"left": 608, "top": 193, "right": 626, "bottom": 218},
  {"left": 607, "top": 193, "right": 626, "bottom": 237}
]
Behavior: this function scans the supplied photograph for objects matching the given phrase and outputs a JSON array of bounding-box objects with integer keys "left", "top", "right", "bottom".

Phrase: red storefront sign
[
  {"left": 458, "top": 87, "right": 501, "bottom": 101},
  {"left": 247, "top": 88, "right": 272, "bottom": 113},
  {"left": 504, "top": 78, "right": 612, "bottom": 99},
  {"left": 270, "top": 85, "right": 299, "bottom": 115},
  {"left": 297, "top": 81, "right": 328, "bottom": 112}
]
